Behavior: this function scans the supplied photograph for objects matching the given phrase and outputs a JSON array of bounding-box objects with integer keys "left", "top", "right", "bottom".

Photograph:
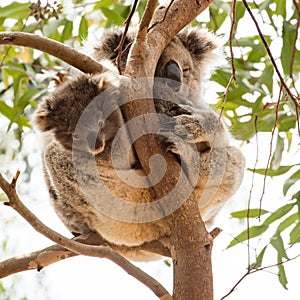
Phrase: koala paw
[
  {"left": 159, "top": 118, "right": 194, "bottom": 142},
  {"left": 174, "top": 114, "right": 208, "bottom": 143},
  {"left": 159, "top": 118, "right": 197, "bottom": 158},
  {"left": 162, "top": 131, "right": 191, "bottom": 155}
]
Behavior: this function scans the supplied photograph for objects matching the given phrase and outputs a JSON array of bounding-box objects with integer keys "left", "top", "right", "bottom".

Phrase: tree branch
[
  {"left": 122, "top": 1, "right": 214, "bottom": 299},
  {"left": 0, "top": 32, "right": 104, "bottom": 74},
  {"left": 0, "top": 232, "right": 171, "bottom": 280},
  {"left": 0, "top": 172, "right": 171, "bottom": 299}
]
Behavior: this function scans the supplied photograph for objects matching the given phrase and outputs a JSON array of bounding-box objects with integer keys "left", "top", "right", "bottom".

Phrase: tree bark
[
  {"left": 122, "top": 1, "right": 214, "bottom": 299},
  {"left": 0, "top": 32, "right": 104, "bottom": 74}
]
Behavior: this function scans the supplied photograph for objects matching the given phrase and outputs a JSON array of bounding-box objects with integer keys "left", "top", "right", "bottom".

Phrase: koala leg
[{"left": 196, "top": 146, "right": 245, "bottom": 226}]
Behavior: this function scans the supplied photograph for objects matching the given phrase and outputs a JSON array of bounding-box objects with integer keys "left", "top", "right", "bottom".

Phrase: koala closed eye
[{"left": 182, "top": 66, "right": 191, "bottom": 77}]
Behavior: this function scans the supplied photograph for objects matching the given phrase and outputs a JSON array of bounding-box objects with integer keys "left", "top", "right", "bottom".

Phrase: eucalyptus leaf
[
  {"left": 227, "top": 225, "right": 269, "bottom": 248},
  {"left": 231, "top": 209, "right": 269, "bottom": 219},
  {"left": 283, "top": 169, "right": 300, "bottom": 196}
]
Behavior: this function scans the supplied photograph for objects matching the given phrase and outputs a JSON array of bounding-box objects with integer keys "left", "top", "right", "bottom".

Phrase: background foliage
[{"left": 0, "top": 0, "right": 299, "bottom": 298}]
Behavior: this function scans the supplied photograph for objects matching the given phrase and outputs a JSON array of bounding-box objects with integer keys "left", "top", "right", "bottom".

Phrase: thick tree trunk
[{"left": 123, "top": 1, "right": 214, "bottom": 299}]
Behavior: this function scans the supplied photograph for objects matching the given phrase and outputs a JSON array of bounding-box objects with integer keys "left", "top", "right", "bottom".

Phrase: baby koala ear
[
  {"left": 34, "top": 98, "right": 55, "bottom": 132},
  {"left": 91, "top": 27, "right": 135, "bottom": 63}
]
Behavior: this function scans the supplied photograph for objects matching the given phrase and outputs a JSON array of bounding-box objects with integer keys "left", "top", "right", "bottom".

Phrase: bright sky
[{"left": 1, "top": 1, "right": 300, "bottom": 300}]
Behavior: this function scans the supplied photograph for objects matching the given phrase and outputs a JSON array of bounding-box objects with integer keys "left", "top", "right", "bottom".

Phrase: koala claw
[
  {"left": 167, "top": 104, "right": 192, "bottom": 116},
  {"left": 163, "top": 133, "right": 184, "bottom": 155},
  {"left": 158, "top": 119, "right": 177, "bottom": 132},
  {"left": 173, "top": 124, "right": 194, "bottom": 140},
  {"left": 159, "top": 119, "right": 193, "bottom": 143}
]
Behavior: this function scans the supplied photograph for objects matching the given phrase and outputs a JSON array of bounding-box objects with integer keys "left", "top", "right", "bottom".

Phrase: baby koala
[{"left": 35, "top": 75, "right": 123, "bottom": 155}]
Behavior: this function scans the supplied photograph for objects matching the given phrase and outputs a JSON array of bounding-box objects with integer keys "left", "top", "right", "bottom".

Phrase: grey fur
[{"left": 34, "top": 27, "right": 245, "bottom": 261}]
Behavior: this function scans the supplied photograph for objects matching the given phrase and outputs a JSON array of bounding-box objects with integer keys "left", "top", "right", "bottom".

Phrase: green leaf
[
  {"left": 61, "top": 20, "right": 73, "bottom": 42},
  {"left": 235, "top": 1, "right": 246, "bottom": 22},
  {"left": 270, "top": 231, "right": 288, "bottom": 260},
  {"left": 231, "top": 208, "right": 269, "bottom": 219},
  {"left": 101, "top": 7, "right": 124, "bottom": 26},
  {"left": 227, "top": 225, "right": 269, "bottom": 248},
  {"left": 283, "top": 169, "right": 300, "bottom": 196},
  {"left": 275, "top": 0, "right": 286, "bottom": 19},
  {"left": 251, "top": 245, "right": 268, "bottom": 269},
  {"left": 0, "top": 101, "right": 15, "bottom": 121},
  {"left": 278, "top": 213, "right": 299, "bottom": 232},
  {"left": 258, "top": 0, "right": 273, "bottom": 11},
  {"left": 43, "top": 19, "right": 66, "bottom": 37},
  {"left": 0, "top": 2, "right": 30, "bottom": 20},
  {"left": 0, "top": 101, "right": 30, "bottom": 130},
  {"left": 263, "top": 203, "right": 295, "bottom": 226},
  {"left": 271, "top": 135, "right": 284, "bottom": 170},
  {"left": 259, "top": 63, "right": 274, "bottom": 93},
  {"left": 248, "top": 165, "right": 297, "bottom": 177},
  {"left": 281, "top": 21, "right": 297, "bottom": 75},
  {"left": 290, "top": 222, "right": 300, "bottom": 244},
  {"left": 278, "top": 264, "right": 288, "bottom": 289},
  {"left": 79, "top": 16, "right": 88, "bottom": 41}
]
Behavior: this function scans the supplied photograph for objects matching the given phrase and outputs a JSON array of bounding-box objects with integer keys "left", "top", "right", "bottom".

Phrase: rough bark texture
[{"left": 123, "top": 1, "right": 214, "bottom": 299}]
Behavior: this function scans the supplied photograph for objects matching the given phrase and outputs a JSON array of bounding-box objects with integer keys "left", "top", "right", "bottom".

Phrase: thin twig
[
  {"left": 221, "top": 253, "right": 300, "bottom": 299},
  {"left": 220, "top": 0, "right": 237, "bottom": 117},
  {"left": 258, "top": 85, "right": 282, "bottom": 215},
  {"left": 220, "top": 269, "right": 250, "bottom": 300},
  {"left": 115, "top": 0, "right": 139, "bottom": 74},
  {"left": 247, "top": 114, "right": 260, "bottom": 268},
  {"left": 0, "top": 172, "right": 171, "bottom": 299},
  {"left": 228, "top": 0, "right": 237, "bottom": 80},
  {"left": 242, "top": 0, "right": 300, "bottom": 110}
]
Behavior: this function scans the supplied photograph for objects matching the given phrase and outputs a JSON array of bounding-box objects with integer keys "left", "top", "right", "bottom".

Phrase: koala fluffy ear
[
  {"left": 91, "top": 27, "right": 135, "bottom": 63},
  {"left": 177, "top": 27, "right": 223, "bottom": 69},
  {"left": 34, "top": 99, "right": 55, "bottom": 132}
]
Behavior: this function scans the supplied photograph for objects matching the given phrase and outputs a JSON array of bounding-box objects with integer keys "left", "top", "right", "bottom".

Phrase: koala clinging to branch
[{"left": 35, "top": 27, "right": 245, "bottom": 261}]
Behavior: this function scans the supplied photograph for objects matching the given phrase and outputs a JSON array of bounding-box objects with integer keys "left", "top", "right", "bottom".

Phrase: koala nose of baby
[
  {"left": 162, "top": 61, "right": 182, "bottom": 92},
  {"left": 87, "top": 132, "right": 105, "bottom": 154}
]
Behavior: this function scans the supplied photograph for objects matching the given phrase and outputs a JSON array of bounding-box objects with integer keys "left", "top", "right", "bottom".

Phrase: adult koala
[{"left": 35, "top": 27, "right": 245, "bottom": 261}]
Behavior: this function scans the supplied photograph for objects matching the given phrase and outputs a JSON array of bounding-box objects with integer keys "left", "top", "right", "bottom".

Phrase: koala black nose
[
  {"left": 162, "top": 61, "right": 182, "bottom": 92},
  {"left": 87, "top": 132, "right": 104, "bottom": 154}
]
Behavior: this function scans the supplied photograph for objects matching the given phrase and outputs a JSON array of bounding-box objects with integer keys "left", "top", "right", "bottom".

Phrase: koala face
[
  {"left": 35, "top": 75, "right": 122, "bottom": 154},
  {"left": 93, "top": 27, "right": 221, "bottom": 105}
]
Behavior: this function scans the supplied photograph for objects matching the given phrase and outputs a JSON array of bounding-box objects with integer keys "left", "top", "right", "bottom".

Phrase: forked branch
[{"left": 0, "top": 172, "right": 171, "bottom": 300}]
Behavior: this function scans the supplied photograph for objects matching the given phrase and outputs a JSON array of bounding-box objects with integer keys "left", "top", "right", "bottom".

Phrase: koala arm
[
  {"left": 169, "top": 108, "right": 229, "bottom": 149},
  {"left": 160, "top": 103, "right": 245, "bottom": 225}
]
